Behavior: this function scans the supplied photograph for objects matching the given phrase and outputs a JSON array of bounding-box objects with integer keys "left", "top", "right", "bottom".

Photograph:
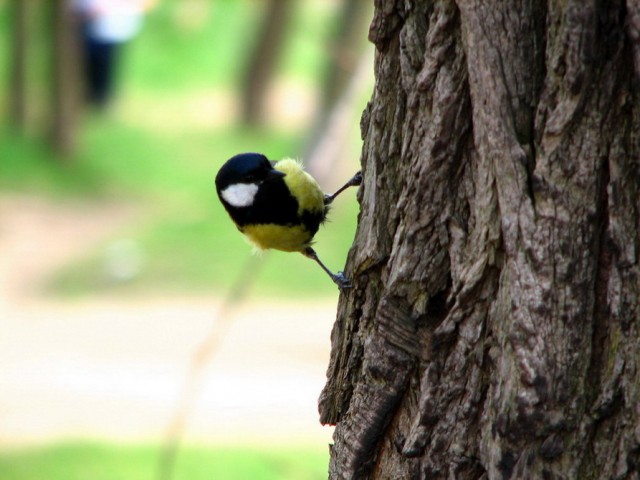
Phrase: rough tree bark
[{"left": 320, "top": 1, "right": 640, "bottom": 479}]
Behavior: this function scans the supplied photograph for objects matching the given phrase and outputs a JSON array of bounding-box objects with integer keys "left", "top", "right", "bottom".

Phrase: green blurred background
[{"left": 0, "top": 0, "right": 373, "bottom": 478}]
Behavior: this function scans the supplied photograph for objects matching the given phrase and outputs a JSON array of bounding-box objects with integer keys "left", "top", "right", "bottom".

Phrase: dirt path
[
  {"left": 0, "top": 195, "right": 336, "bottom": 446},
  {"left": 0, "top": 195, "right": 137, "bottom": 300}
]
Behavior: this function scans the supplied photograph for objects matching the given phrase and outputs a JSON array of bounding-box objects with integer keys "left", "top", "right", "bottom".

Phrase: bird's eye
[{"left": 244, "top": 174, "right": 256, "bottom": 182}]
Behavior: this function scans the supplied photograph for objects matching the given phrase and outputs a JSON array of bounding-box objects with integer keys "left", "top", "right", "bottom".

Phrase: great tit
[{"left": 215, "top": 152, "right": 361, "bottom": 289}]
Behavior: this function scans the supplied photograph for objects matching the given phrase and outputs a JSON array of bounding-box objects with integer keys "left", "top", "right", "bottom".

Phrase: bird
[{"left": 215, "top": 152, "right": 362, "bottom": 289}]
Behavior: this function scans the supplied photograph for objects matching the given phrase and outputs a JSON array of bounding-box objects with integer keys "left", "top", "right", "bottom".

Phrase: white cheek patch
[{"left": 221, "top": 183, "right": 259, "bottom": 207}]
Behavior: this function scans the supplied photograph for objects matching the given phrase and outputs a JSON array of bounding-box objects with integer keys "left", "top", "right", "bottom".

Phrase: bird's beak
[{"left": 267, "top": 170, "right": 286, "bottom": 181}]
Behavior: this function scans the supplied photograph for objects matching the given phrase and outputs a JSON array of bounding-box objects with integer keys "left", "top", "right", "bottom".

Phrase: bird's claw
[{"left": 333, "top": 271, "right": 353, "bottom": 290}]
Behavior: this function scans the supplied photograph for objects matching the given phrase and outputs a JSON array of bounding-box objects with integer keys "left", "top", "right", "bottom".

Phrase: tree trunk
[
  {"left": 318, "top": 0, "right": 372, "bottom": 115},
  {"left": 50, "top": 0, "right": 81, "bottom": 159},
  {"left": 303, "top": 0, "right": 372, "bottom": 170},
  {"left": 240, "top": 0, "right": 293, "bottom": 126},
  {"left": 320, "top": 1, "right": 640, "bottom": 479},
  {"left": 9, "top": 0, "right": 29, "bottom": 132}
]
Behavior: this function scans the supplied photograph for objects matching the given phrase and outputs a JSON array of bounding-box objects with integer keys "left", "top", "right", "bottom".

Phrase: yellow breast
[
  {"left": 243, "top": 223, "right": 314, "bottom": 252},
  {"left": 239, "top": 159, "right": 324, "bottom": 253}
]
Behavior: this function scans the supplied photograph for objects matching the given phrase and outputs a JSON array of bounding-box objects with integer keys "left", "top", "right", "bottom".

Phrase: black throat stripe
[{"left": 221, "top": 178, "right": 325, "bottom": 235}]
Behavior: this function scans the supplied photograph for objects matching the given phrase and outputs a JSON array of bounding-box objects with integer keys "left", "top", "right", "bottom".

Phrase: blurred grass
[
  {"left": 0, "top": 442, "right": 328, "bottom": 480},
  {"left": 0, "top": 1, "right": 362, "bottom": 299}
]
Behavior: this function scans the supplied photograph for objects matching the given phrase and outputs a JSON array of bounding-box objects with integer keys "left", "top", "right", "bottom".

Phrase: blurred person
[{"left": 72, "top": 0, "right": 156, "bottom": 108}]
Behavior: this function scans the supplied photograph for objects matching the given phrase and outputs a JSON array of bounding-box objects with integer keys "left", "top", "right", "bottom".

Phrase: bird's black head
[
  {"left": 215, "top": 152, "right": 287, "bottom": 211},
  {"left": 215, "top": 153, "right": 278, "bottom": 191}
]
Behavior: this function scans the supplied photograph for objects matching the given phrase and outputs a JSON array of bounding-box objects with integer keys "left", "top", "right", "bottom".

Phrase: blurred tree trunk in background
[
  {"left": 50, "top": 0, "right": 82, "bottom": 159},
  {"left": 317, "top": 0, "right": 371, "bottom": 118},
  {"left": 303, "top": 0, "right": 372, "bottom": 169},
  {"left": 240, "top": 0, "right": 293, "bottom": 126},
  {"left": 321, "top": 1, "right": 640, "bottom": 479},
  {"left": 9, "top": 0, "right": 29, "bottom": 133}
]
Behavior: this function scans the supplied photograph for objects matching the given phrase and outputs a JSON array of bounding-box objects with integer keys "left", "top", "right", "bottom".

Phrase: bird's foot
[
  {"left": 324, "top": 171, "right": 363, "bottom": 206},
  {"left": 332, "top": 271, "right": 353, "bottom": 291}
]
